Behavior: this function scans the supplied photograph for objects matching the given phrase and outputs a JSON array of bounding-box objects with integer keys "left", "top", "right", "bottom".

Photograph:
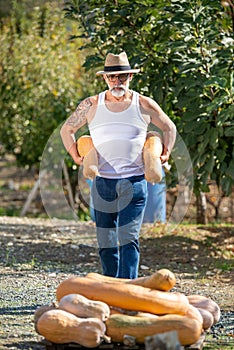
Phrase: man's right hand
[
  {"left": 73, "top": 155, "right": 84, "bottom": 166},
  {"left": 68, "top": 142, "right": 84, "bottom": 165}
]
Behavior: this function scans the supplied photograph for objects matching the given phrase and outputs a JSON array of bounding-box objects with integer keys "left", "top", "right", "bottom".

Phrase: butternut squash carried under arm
[
  {"left": 143, "top": 131, "right": 163, "bottom": 184},
  {"left": 86, "top": 268, "right": 176, "bottom": 291},
  {"left": 58, "top": 293, "right": 110, "bottom": 321},
  {"left": 77, "top": 135, "right": 99, "bottom": 179},
  {"left": 36, "top": 309, "right": 107, "bottom": 348},
  {"left": 56, "top": 276, "right": 189, "bottom": 315},
  {"left": 106, "top": 314, "right": 202, "bottom": 346},
  {"left": 77, "top": 135, "right": 94, "bottom": 157}
]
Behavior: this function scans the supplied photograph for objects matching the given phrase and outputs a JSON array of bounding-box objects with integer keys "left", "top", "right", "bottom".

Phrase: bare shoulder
[
  {"left": 79, "top": 95, "right": 98, "bottom": 109},
  {"left": 85, "top": 94, "right": 98, "bottom": 104},
  {"left": 82, "top": 95, "right": 98, "bottom": 123},
  {"left": 65, "top": 95, "right": 98, "bottom": 128},
  {"left": 139, "top": 94, "right": 158, "bottom": 110},
  {"left": 139, "top": 94, "right": 162, "bottom": 116},
  {"left": 139, "top": 94, "right": 176, "bottom": 134}
]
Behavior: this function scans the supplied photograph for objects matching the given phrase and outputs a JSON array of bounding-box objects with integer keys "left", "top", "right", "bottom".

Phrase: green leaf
[
  {"left": 194, "top": 123, "right": 208, "bottom": 135},
  {"left": 209, "top": 128, "right": 219, "bottom": 149},
  {"left": 197, "top": 135, "right": 209, "bottom": 154},
  {"left": 226, "top": 159, "right": 234, "bottom": 180},
  {"left": 204, "top": 153, "right": 215, "bottom": 173},
  {"left": 221, "top": 177, "right": 233, "bottom": 196},
  {"left": 224, "top": 127, "right": 234, "bottom": 137},
  {"left": 218, "top": 105, "right": 234, "bottom": 123},
  {"left": 204, "top": 77, "right": 227, "bottom": 89},
  {"left": 216, "top": 149, "right": 227, "bottom": 163}
]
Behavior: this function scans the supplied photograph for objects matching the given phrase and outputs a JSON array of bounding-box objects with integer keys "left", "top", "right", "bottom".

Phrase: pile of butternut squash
[{"left": 34, "top": 268, "right": 221, "bottom": 348}]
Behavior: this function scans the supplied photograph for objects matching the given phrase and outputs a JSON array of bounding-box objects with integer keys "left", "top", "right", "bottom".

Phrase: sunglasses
[{"left": 106, "top": 73, "right": 130, "bottom": 83}]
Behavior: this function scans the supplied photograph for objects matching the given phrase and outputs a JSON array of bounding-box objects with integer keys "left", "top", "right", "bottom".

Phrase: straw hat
[{"left": 96, "top": 52, "right": 140, "bottom": 75}]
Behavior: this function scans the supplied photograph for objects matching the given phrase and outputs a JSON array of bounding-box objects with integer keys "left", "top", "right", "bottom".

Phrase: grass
[{"left": 0, "top": 205, "right": 21, "bottom": 216}]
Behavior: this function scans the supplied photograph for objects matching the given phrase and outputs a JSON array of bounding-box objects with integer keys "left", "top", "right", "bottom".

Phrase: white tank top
[{"left": 88, "top": 90, "right": 148, "bottom": 179}]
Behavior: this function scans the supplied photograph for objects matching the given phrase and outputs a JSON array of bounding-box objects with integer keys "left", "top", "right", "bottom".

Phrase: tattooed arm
[{"left": 60, "top": 97, "right": 95, "bottom": 165}]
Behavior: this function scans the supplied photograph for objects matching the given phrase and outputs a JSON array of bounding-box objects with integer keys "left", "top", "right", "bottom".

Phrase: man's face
[{"left": 104, "top": 73, "right": 132, "bottom": 97}]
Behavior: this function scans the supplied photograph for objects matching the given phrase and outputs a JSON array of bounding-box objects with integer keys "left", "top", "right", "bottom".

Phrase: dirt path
[{"left": 0, "top": 216, "right": 233, "bottom": 349}]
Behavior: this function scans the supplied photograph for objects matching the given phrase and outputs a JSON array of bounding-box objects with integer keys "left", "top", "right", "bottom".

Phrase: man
[{"left": 60, "top": 52, "right": 176, "bottom": 278}]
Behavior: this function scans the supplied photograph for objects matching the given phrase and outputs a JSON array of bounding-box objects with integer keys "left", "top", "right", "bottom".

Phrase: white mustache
[{"left": 111, "top": 85, "right": 126, "bottom": 91}]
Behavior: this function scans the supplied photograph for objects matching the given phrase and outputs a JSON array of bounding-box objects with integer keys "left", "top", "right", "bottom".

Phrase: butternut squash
[
  {"left": 58, "top": 293, "right": 110, "bottom": 321},
  {"left": 187, "top": 294, "right": 221, "bottom": 325},
  {"left": 105, "top": 314, "right": 202, "bottom": 346},
  {"left": 77, "top": 135, "right": 94, "bottom": 157},
  {"left": 110, "top": 305, "right": 203, "bottom": 324},
  {"left": 110, "top": 307, "right": 159, "bottom": 318},
  {"left": 86, "top": 268, "right": 176, "bottom": 291},
  {"left": 56, "top": 276, "right": 189, "bottom": 315},
  {"left": 197, "top": 307, "right": 214, "bottom": 330},
  {"left": 77, "top": 135, "right": 99, "bottom": 179},
  {"left": 34, "top": 303, "right": 57, "bottom": 332},
  {"left": 143, "top": 131, "right": 163, "bottom": 184},
  {"left": 36, "top": 309, "right": 108, "bottom": 348},
  {"left": 184, "top": 304, "right": 203, "bottom": 325}
]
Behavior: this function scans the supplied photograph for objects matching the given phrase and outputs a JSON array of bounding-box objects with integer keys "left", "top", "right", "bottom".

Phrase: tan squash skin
[
  {"left": 36, "top": 309, "right": 107, "bottom": 348},
  {"left": 184, "top": 304, "right": 203, "bottom": 325},
  {"left": 110, "top": 304, "right": 203, "bottom": 324},
  {"left": 82, "top": 148, "right": 99, "bottom": 179},
  {"left": 77, "top": 135, "right": 99, "bottom": 179},
  {"left": 109, "top": 305, "right": 210, "bottom": 332},
  {"left": 77, "top": 135, "right": 94, "bottom": 157},
  {"left": 143, "top": 131, "right": 163, "bottom": 184},
  {"left": 58, "top": 293, "right": 110, "bottom": 321},
  {"left": 34, "top": 303, "right": 57, "bottom": 332},
  {"left": 56, "top": 277, "right": 189, "bottom": 315},
  {"left": 110, "top": 307, "right": 159, "bottom": 318},
  {"left": 197, "top": 307, "right": 214, "bottom": 330},
  {"left": 86, "top": 268, "right": 176, "bottom": 291},
  {"left": 187, "top": 294, "right": 221, "bottom": 324},
  {"left": 106, "top": 314, "right": 202, "bottom": 346}
]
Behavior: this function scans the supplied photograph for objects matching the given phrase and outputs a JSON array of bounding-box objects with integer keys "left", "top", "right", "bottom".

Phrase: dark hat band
[{"left": 104, "top": 65, "right": 131, "bottom": 72}]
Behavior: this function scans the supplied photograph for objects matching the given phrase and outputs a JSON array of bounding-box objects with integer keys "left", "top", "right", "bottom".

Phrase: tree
[
  {"left": 0, "top": 1, "right": 87, "bottom": 168},
  {"left": 63, "top": 0, "right": 234, "bottom": 200},
  {"left": 168, "top": 0, "right": 234, "bottom": 197}
]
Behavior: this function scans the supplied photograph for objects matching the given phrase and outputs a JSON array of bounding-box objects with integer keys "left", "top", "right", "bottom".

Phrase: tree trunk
[{"left": 196, "top": 192, "right": 207, "bottom": 224}]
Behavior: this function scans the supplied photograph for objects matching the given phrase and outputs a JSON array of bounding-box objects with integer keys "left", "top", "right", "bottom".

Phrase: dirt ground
[{"left": 0, "top": 216, "right": 233, "bottom": 349}]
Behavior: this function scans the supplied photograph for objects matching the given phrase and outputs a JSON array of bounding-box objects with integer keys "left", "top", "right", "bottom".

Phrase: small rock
[
  {"left": 48, "top": 272, "right": 56, "bottom": 277},
  {"left": 140, "top": 264, "right": 150, "bottom": 270},
  {"left": 206, "top": 271, "right": 214, "bottom": 276},
  {"left": 70, "top": 244, "right": 79, "bottom": 249},
  {"left": 123, "top": 334, "right": 136, "bottom": 347}
]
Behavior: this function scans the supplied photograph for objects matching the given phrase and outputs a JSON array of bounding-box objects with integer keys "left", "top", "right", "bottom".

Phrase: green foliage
[
  {"left": 64, "top": 0, "right": 234, "bottom": 195},
  {"left": 168, "top": 0, "right": 234, "bottom": 195},
  {"left": 0, "top": 1, "right": 86, "bottom": 168}
]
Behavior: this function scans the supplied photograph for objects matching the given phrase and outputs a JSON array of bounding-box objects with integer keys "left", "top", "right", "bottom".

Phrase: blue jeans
[{"left": 91, "top": 175, "right": 147, "bottom": 278}]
